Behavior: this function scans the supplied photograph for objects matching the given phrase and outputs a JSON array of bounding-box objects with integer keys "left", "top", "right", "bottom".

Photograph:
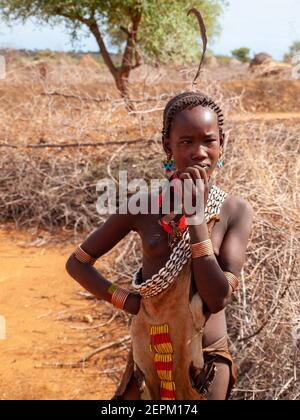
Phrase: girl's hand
[
  {"left": 176, "top": 165, "right": 209, "bottom": 216},
  {"left": 123, "top": 292, "right": 142, "bottom": 315}
]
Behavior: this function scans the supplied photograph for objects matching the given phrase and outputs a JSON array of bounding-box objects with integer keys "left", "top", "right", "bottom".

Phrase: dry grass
[
  {"left": 219, "top": 121, "right": 300, "bottom": 400},
  {"left": 0, "top": 55, "right": 299, "bottom": 399}
]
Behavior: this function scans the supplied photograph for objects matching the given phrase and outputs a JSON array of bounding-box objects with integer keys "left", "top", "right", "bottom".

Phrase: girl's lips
[
  {"left": 193, "top": 163, "right": 210, "bottom": 169},
  {"left": 176, "top": 164, "right": 210, "bottom": 176}
]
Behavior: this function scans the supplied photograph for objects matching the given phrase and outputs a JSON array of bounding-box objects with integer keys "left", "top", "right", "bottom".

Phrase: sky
[{"left": 0, "top": 0, "right": 299, "bottom": 60}]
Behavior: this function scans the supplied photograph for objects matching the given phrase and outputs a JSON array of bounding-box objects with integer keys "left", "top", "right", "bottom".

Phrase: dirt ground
[{"left": 0, "top": 226, "right": 130, "bottom": 400}]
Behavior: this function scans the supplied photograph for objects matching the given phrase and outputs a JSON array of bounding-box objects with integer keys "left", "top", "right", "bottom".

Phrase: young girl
[{"left": 66, "top": 91, "right": 253, "bottom": 400}]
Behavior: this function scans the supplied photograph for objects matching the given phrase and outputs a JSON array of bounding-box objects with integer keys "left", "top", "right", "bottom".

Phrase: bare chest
[{"left": 134, "top": 210, "right": 228, "bottom": 281}]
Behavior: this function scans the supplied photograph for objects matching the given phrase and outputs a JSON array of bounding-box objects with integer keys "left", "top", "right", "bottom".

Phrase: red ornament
[{"left": 158, "top": 173, "right": 187, "bottom": 241}]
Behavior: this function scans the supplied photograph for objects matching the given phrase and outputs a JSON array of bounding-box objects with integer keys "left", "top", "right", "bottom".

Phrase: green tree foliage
[
  {"left": 231, "top": 47, "right": 250, "bottom": 63},
  {"left": 0, "top": 0, "right": 226, "bottom": 104},
  {"left": 284, "top": 40, "right": 300, "bottom": 61}
]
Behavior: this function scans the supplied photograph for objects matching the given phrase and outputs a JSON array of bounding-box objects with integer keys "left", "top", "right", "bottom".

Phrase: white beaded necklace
[{"left": 132, "top": 184, "right": 227, "bottom": 298}]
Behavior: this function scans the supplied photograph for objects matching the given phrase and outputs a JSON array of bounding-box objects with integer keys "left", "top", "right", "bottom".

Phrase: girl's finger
[
  {"left": 185, "top": 167, "right": 201, "bottom": 185},
  {"left": 192, "top": 165, "right": 208, "bottom": 186},
  {"left": 189, "top": 166, "right": 209, "bottom": 207},
  {"left": 178, "top": 172, "right": 196, "bottom": 205}
]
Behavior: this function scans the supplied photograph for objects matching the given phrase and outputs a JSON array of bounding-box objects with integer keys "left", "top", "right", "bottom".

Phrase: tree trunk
[
  {"left": 87, "top": 13, "right": 141, "bottom": 111},
  {"left": 115, "top": 70, "right": 135, "bottom": 111},
  {"left": 59, "top": 11, "right": 142, "bottom": 110}
]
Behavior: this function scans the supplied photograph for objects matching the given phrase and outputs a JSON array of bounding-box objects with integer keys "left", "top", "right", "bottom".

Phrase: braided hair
[{"left": 162, "top": 91, "right": 224, "bottom": 142}]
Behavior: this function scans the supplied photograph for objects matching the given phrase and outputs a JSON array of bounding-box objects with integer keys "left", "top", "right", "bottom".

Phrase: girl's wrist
[
  {"left": 188, "top": 221, "right": 209, "bottom": 244},
  {"left": 123, "top": 292, "right": 141, "bottom": 315}
]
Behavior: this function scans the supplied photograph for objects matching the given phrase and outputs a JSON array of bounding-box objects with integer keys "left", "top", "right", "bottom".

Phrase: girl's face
[{"left": 163, "top": 105, "right": 224, "bottom": 180}]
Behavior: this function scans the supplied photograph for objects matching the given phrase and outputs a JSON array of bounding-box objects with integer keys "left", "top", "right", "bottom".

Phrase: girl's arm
[
  {"left": 65, "top": 201, "right": 141, "bottom": 315},
  {"left": 189, "top": 196, "right": 253, "bottom": 313}
]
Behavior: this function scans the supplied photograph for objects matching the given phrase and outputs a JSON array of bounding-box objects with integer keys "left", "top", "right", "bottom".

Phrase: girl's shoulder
[{"left": 221, "top": 193, "right": 253, "bottom": 227}]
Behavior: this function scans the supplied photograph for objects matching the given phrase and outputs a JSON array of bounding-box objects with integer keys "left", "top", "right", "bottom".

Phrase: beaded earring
[
  {"left": 162, "top": 154, "right": 176, "bottom": 177},
  {"left": 217, "top": 151, "right": 224, "bottom": 169}
]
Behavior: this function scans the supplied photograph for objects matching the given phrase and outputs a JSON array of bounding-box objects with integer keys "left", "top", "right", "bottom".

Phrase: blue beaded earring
[
  {"left": 162, "top": 154, "right": 176, "bottom": 177},
  {"left": 217, "top": 151, "right": 223, "bottom": 169}
]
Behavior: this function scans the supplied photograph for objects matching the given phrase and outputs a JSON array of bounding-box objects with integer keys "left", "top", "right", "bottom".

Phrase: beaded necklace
[{"left": 133, "top": 183, "right": 227, "bottom": 298}]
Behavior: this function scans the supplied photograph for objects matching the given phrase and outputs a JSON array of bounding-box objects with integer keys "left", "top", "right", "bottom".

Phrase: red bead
[{"left": 158, "top": 173, "right": 188, "bottom": 236}]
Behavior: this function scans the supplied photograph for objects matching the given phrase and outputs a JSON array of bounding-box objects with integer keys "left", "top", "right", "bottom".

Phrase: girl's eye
[
  {"left": 181, "top": 140, "right": 192, "bottom": 144},
  {"left": 205, "top": 138, "right": 216, "bottom": 143}
]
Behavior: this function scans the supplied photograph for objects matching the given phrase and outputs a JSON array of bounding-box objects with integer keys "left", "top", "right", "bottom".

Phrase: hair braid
[{"left": 162, "top": 91, "right": 224, "bottom": 142}]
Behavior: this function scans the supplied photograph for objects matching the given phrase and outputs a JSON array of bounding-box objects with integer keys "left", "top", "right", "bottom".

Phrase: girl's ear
[{"left": 163, "top": 139, "right": 172, "bottom": 155}]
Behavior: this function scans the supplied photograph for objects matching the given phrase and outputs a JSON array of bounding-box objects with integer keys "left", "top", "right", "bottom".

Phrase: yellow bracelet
[
  {"left": 190, "top": 239, "right": 214, "bottom": 259},
  {"left": 224, "top": 271, "right": 239, "bottom": 292},
  {"left": 74, "top": 244, "right": 97, "bottom": 266}
]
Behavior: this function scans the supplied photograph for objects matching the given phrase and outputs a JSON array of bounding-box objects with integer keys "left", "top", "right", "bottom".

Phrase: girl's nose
[{"left": 192, "top": 144, "right": 208, "bottom": 160}]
